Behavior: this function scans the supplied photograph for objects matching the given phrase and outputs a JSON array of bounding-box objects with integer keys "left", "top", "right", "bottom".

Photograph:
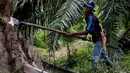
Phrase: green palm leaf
[{"left": 48, "top": 0, "right": 85, "bottom": 51}]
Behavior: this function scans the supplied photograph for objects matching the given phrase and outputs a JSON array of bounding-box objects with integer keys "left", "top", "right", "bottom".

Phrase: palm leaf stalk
[{"left": 21, "top": 21, "right": 90, "bottom": 41}]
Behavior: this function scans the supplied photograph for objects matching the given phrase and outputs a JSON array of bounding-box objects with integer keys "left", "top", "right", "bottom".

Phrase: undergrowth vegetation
[
  {"left": 33, "top": 27, "right": 130, "bottom": 73},
  {"left": 50, "top": 42, "right": 130, "bottom": 73}
]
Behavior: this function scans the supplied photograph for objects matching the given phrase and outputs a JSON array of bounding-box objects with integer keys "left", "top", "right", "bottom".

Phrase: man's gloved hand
[{"left": 81, "top": 35, "right": 87, "bottom": 41}]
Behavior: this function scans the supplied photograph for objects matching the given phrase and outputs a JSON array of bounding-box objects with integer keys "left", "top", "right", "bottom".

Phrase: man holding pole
[{"left": 66, "top": 0, "right": 113, "bottom": 70}]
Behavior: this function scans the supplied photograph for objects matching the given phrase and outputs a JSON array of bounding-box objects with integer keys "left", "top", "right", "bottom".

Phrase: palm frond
[
  {"left": 48, "top": 0, "right": 85, "bottom": 50},
  {"left": 13, "top": 0, "right": 65, "bottom": 41}
]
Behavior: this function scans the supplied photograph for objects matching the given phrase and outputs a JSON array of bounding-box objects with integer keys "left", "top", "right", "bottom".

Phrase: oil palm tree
[
  {"left": 95, "top": 0, "right": 130, "bottom": 62},
  {"left": 12, "top": 0, "right": 85, "bottom": 51}
]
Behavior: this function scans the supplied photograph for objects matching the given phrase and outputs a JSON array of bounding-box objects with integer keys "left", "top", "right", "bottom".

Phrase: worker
[{"left": 66, "top": 0, "right": 113, "bottom": 71}]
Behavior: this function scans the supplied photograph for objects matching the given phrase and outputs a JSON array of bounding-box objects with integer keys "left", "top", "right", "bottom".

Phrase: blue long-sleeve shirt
[{"left": 85, "top": 13, "right": 102, "bottom": 43}]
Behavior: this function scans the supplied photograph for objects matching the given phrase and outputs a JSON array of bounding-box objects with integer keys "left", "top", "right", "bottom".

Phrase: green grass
[
  {"left": 50, "top": 40, "right": 130, "bottom": 73},
  {"left": 119, "top": 52, "right": 130, "bottom": 71},
  {"left": 33, "top": 46, "right": 48, "bottom": 56}
]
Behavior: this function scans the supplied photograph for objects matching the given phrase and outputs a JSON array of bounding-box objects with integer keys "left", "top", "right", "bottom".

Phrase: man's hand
[{"left": 81, "top": 35, "right": 87, "bottom": 41}]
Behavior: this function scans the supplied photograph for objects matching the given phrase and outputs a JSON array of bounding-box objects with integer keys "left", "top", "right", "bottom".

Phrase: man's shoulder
[
  {"left": 92, "top": 13, "right": 97, "bottom": 19},
  {"left": 92, "top": 13, "right": 99, "bottom": 23}
]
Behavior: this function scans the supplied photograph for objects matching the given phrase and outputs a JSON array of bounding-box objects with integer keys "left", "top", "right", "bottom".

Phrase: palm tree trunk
[{"left": 0, "top": 0, "right": 46, "bottom": 73}]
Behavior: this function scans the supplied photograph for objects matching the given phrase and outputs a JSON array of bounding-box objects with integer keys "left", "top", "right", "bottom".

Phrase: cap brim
[{"left": 84, "top": 3, "right": 92, "bottom": 8}]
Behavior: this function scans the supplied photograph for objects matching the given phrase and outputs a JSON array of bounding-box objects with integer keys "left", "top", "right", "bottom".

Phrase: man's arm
[
  {"left": 99, "top": 24, "right": 107, "bottom": 52},
  {"left": 66, "top": 15, "right": 92, "bottom": 38}
]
